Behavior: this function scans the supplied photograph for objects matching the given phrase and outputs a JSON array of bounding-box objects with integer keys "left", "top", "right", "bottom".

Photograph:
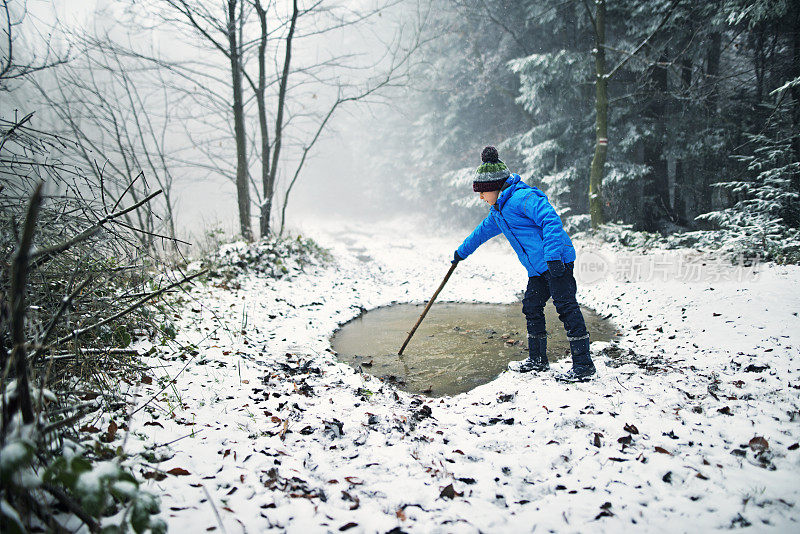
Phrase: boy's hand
[
  {"left": 547, "top": 259, "right": 565, "bottom": 277},
  {"left": 452, "top": 251, "right": 463, "bottom": 264}
]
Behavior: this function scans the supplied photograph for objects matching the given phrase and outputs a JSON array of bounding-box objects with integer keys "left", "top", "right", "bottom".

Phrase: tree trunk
[
  {"left": 254, "top": 0, "right": 272, "bottom": 238},
  {"left": 699, "top": 31, "right": 721, "bottom": 216},
  {"left": 589, "top": 0, "right": 607, "bottom": 229},
  {"left": 267, "top": 0, "right": 298, "bottom": 235},
  {"left": 673, "top": 51, "right": 692, "bottom": 226},
  {"left": 642, "top": 51, "right": 670, "bottom": 231},
  {"left": 791, "top": 7, "right": 800, "bottom": 194},
  {"left": 227, "top": 0, "right": 252, "bottom": 241}
]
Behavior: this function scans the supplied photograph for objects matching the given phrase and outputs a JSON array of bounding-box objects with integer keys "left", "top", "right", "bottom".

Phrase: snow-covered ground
[{"left": 124, "top": 217, "right": 800, "bottom": 533}]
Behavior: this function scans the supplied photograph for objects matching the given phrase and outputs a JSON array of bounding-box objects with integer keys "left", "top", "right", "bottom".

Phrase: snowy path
[{"left": 127, "top": 218, "right": 800, "bottom": 533}]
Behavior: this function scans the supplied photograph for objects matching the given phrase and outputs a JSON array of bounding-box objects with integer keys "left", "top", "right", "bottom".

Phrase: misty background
[{"left": 4, "top": 0, "right": 799, "bottom": 261}]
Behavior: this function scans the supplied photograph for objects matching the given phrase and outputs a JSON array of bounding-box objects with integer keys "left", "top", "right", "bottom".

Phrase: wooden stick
[{"left": 398, "top": 262, "right": 457, "bottom": 355}]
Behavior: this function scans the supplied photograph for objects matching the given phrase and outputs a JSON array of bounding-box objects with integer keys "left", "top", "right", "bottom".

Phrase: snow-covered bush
[
  {"left": 205, "top": 235, "right": 331, "bottom": 280},
  {"left": 575, "top": 222, "right": 665, "bottom": 249},
  {"left": 1, "top": 438, "right": 165, "bottom": 533},
  {"left": 0, "top": 118, "right": 194, "bottom": 532},
  {"left": 695, "top": 126, "right": 800, "bottom": 263}
]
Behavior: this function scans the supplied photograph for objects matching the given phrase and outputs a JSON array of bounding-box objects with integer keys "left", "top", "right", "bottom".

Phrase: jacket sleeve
[
  {"left": 525, "top": 191, "right": 565, "bottom": 262},
  {"left": 457, "top": 214, "right": 501, "bottom": 259}
]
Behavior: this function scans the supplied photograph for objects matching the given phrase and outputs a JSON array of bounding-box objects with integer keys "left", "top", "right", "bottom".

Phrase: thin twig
[
  {"left": 42, "top": 483, "right": 100, "bottom": 532},
  {"left": 45, "top": 269, "right": 207, "bottom": 351},
  {"left": 30, "top": 189, "right": 163, "bottom": 268},
  {"left": 30, "top": 277, "right": 93, "bottom": 366},
  {"left": 202, "top": 484, "right": 227, "bottom": 534}
]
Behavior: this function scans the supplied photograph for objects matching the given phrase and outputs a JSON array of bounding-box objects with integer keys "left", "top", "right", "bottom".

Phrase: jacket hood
[{"left": 496, "top": 174, "right": 532, "bottom": 210}]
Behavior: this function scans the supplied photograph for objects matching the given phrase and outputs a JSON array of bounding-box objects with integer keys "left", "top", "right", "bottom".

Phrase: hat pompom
[{"left": 481, "top": 146, "right": 500, "bottom": 163}]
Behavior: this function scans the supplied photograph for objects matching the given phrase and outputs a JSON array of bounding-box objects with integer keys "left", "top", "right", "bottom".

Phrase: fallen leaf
[
  {"left": 143, "top": 471, "right": 167, "bottom": 481},
  {"left": 396, "top": 507, "right": 407, "bottom": 521},
  {"left": 595, "top": 501, "right": 614, "bottom": 519},
  {"left": 748, "top": 436, "right": 769, "bottom": 452},
  {"left": 344, "top": 476, "right": 363, "bottom": 485},
  {"left": 654, "top": 446, "right": 672, "bottom": 455},
  {"left": 341, "top": 490, "right": 360, "bottom": 510},
  {"left": 439, "top": 483, "right": 462, "bottom": 500},
  {"left": 144, "top": 421, "right": 164, "bottom": 428},
  {"left": 279, "top": 419, "right": 288, "bottom": 441},
  {"left": 623, "top": 423, "right": 639, "bottom": 434},
  {"left": 167, "top": 467, "right": 191, "bottom": 476},
  {"left": 80, "top": 425, "right": 100, "bottom": 433},
  {"left": 339, "top": 523, "right": 358, "bottom": 532},
  {"left": 101, "top": 420, "right": 118, "bottom": 443},
  {"left": 593, "top": 433, "right": 603, "bottom": 448}
]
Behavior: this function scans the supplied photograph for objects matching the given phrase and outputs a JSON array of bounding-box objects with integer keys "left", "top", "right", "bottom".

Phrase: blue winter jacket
[{"left": 456, "top": 174, "right": 576, "bottom": 277}]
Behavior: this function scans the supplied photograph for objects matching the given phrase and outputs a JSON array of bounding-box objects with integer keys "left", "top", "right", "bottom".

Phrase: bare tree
[
  {"left": 154, "top": 0, "right": 255, "bottom": 240},
  {"left": 0, "top": 0, "right": 68, "bottom": 90},
  {"left": 32, "top": 37, "right": 183, "bottom": 255},
  {"left": 125, "top": 0, "right": 421, "bottom": 239}
]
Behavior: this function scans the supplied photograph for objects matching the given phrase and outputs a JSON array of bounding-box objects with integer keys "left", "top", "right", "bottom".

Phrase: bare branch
[{"left": 46, "top": 269, "right": 207, "bottom": 351}]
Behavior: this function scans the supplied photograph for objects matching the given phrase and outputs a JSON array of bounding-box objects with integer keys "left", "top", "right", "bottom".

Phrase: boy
[{"left": 452, "top": 146, "right": 596, "bottom": 382}]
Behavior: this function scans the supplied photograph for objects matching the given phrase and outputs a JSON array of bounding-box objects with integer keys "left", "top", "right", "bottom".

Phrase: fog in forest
[
  {"left": 10, "top": 0, "right": 421, "bottom": 248},
  {"left": 7, "top": 0, "right": 800, "bottom": 259}
]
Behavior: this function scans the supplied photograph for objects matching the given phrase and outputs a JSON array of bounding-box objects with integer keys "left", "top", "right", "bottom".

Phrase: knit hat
[{"left": 473, "top": 146, "right": 511, "bottom": 192}]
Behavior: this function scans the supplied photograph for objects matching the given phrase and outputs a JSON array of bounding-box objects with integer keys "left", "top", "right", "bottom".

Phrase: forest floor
[{"left": 117, "top": 217, "right": 799, "bottom": 533}]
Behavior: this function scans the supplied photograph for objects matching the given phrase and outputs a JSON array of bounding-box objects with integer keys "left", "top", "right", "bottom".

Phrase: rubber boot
[
  {"left": 508, "top": 335, "right": 549, "bottom": 373},
  {"left": 555, "top": 335, "right": 596, "bottom": 382}
]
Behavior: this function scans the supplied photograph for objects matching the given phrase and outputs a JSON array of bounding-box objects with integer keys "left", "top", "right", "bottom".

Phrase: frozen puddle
[{"left": 331, "top": 302, "right": 616, "bottom": 396}]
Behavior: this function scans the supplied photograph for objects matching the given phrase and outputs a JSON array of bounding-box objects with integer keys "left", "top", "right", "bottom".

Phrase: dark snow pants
[{"left": 522, "top": 262, "right": 588, "bottom": 341}]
